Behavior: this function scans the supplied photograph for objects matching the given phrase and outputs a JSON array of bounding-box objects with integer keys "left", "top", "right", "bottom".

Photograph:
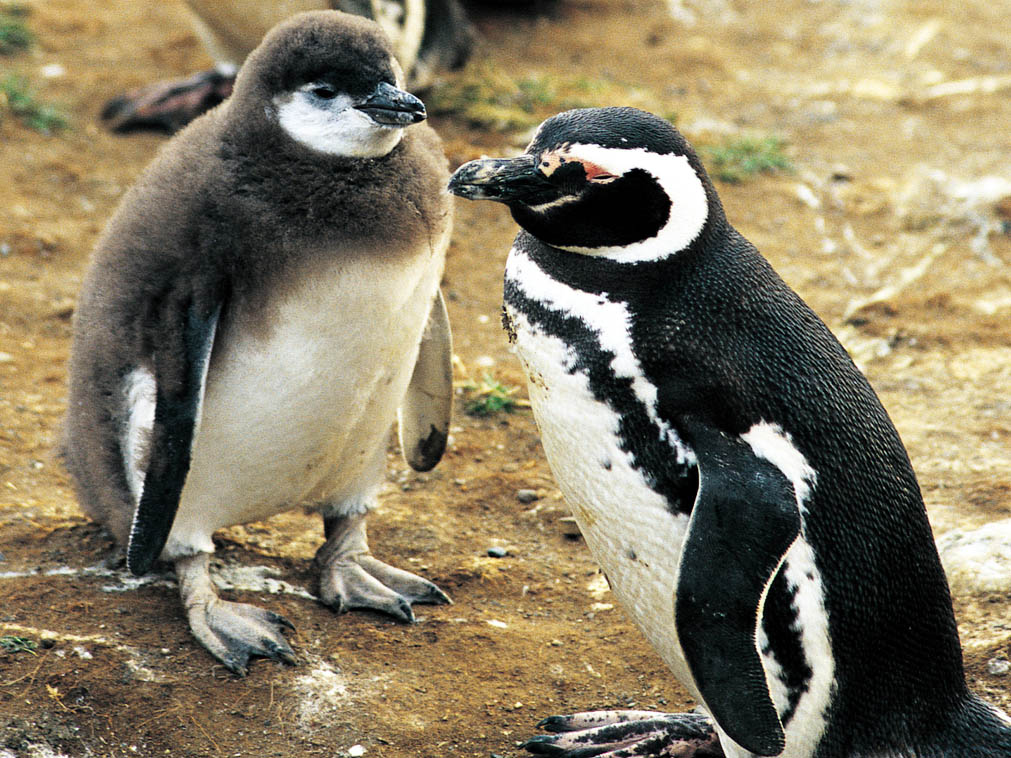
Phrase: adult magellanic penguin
[
  {"left": 448, "top": 107, "right": 1011, "bottom": 757},
  {"left": 64, "top": 11, "right": 454, "bottom": 675}
]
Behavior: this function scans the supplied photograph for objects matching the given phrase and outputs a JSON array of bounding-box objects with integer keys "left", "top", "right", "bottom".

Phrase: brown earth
[{"left": 2, "top": 0, "right": 1010, "bottom": 756}]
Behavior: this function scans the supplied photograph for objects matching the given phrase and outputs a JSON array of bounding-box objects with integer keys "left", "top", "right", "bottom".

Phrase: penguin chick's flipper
[
  {"left": 398, "top": 288, "right": 453, "bottom": 472},
  {"left": 176, "top": 553, "right": 297, "bottom": 676},
  {"left": 522, "top": 711, "right": 724, "bottom": 757},
  {"left": 101, "top": 68, "right": 235, "bottom": 134},
  {"left": 674, "top": 422, "right": 802, "bottom": 757},
  {"left": 126, "top": 303, "right": 221, "bottom": 576},
  {"left": 316, "top": 510, "right": 450, "bottom": 622}
]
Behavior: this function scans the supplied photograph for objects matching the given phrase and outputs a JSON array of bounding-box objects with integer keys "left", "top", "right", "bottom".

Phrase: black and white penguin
[
  {"left": 64, "top": 11, "right": 454, "bottom": 675},
  {"left": 101, "top": 0, "right": 474, "bottom": 132},
  {"left": 448, "top": 107, "right": 1011, "bottom": 757}
]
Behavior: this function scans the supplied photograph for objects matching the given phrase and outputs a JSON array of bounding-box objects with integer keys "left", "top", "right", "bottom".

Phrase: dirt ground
[{"left": 2, "top": 0, "right": 1010, "bottom": 756}]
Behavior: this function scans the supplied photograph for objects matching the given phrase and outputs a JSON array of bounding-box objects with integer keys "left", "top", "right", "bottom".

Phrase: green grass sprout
[
  {"left": 461, "top": 375, "right": 528, "bottom": 417},
  {"left": 0, "top": 635, "right": 39, "bottom": 656},
  {"left": 703, "top": 136, "right": 792, "bottom": 183},
  {"left": 0, "top": 4, "right": 32, "bottom": 55},
  {"left": 1, "top": 74, "right": 69, "bottom": 134}
]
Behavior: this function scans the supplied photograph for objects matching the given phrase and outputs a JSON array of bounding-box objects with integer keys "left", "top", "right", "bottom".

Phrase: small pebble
[
  {"left": 516, "top": 489, "right": 539, "bottom": 504},
  {"left": 986, "top": 657, "right": 1010, "bottom": 676},
  {"left": 348, "top": 745, "right": 366, "bottom": 757},
  {"left": 487, "top": 546, "right": 508, "bottom": 558}
]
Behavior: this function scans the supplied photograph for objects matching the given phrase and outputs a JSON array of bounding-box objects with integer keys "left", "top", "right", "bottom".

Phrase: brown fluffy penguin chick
[{"left": 64, "top": 10, "right": 454, "bottom": 675}]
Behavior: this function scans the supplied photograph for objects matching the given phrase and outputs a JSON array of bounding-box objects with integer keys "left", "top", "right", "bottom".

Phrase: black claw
[
  {"left": 428, "top": 586, "right": 452, "bottom": 606},
  {"left": 222, "top": 654, "right": 250, "bottom": 677},
  {"left": 422, "top": 585, "right": 453, "bottom": 606},
  {"left": 261, "top": 638, "right": 297, "bottom": 665},
  {"left": 267, "top": 611, "right": 296, "bottom": 631},
  {"left": 521, "top": 736, "right": 563, "bottom": 755},
  {"left": 537, "top": 716, "right": 572, "bottom": 733},
  {"left": 398, "top": 599, "right": 417, "bottom": 623}
]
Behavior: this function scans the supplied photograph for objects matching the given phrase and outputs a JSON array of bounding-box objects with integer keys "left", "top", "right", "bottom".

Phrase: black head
[
  {"left": 449, "top": 107, "right": 723, "bottom": 262},
  {"left": 231, "top": 11, "right": 426, "bottom": 158}
]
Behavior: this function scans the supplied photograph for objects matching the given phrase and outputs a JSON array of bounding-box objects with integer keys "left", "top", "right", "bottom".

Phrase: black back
[{"left": 506, "top": 220, "right": 1000, "bottom": 756}]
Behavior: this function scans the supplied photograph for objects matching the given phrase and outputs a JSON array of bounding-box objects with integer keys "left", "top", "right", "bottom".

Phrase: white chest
[
  {"left": 167, "top": 247, "right": 444, "bottom": 551},
  {"left": 506, "top": 301, "right": 698, "bottom": 692},
  {"left": 508, "top": 298, "right": 838, "bottom": 758}
]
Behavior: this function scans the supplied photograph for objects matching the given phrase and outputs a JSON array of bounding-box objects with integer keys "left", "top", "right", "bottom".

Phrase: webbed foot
[
  {"left": 176, "top": 553, "right": 297, "bottom": 676},
  {"left": 523, "top": 711, "right": 723, "bottom": 758},
  {"left": 316, "top": 510, "right": 450, "bottom": 623},
  {"left": 101, "top": 67, "right": 235, "bottom": 133}
]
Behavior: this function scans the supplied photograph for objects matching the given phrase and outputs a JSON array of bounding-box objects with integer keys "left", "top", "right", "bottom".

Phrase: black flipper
[
  {"left": 126, "top": 302, "right": 220, "bottom": 575},
  {"left": 674, "top": 421, "right": 803, "bottom": 757}
]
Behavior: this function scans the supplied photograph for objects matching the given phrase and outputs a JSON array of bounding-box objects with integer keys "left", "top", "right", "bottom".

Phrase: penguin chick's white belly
[
  {"left": 162, "top": 249, "right": 444, "bottom": 558},
  {"left": 505, "top": 304, "right": 699, "bottom": 696}
]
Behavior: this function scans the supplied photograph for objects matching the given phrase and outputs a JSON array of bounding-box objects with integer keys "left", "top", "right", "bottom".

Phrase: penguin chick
[
  {"left": 448, "top": 107, "right": 1011, "bottom": 757},
  {"left": 101, "top": 0, "right": 473, "bottom": 133},
  {"left": 64, "top": 10, "right": 454, "bottom": 676}
]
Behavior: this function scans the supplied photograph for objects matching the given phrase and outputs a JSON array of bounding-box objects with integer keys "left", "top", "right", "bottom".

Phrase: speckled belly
[{"left": 508, "top": 304, "right": 699, "bottom": 694}]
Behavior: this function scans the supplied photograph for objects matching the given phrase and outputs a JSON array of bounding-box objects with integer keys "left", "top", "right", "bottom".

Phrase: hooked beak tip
[
  {"left": 447, "top": 155, "right": 545, "bottom": 203},
  {"left": 356, "top": 82, "right": 426, "bottom": 127}
]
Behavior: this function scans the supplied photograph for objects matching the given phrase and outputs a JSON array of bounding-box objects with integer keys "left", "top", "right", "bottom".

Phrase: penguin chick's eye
[{"left": 311, "top": 85, "right": 338, "bottom": 100}]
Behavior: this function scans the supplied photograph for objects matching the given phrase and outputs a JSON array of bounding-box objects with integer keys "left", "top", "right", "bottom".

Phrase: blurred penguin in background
[{"left": 102, "top": 0, "right": 473, "bottom": 133}]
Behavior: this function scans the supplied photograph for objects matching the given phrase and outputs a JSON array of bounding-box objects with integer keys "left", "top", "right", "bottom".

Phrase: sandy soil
[{"left": 1, "top": 0, "right": 1010, "bottom": 756}]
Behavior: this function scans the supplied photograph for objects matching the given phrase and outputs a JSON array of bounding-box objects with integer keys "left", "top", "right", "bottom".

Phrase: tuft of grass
[
  {"left": 426, "top": 64, "right": 555, "bottom": 131},
  {"left": 0, "top": 635, "right": 38, "bottom": 655},
  {"left": 461, "top": 375, "right": 527, "bottom": 417},
  {"left": 427, "top": 61, "right": 659, "bottom": 132},
  {"left": 0, "top": 4, "right": 32, "bottom": 55},
  {"left": 703, "top": 136, "right": 792, "bottom": 183},
  {"left": 1, "top": 74, "right": 68, "bottom": 134}
]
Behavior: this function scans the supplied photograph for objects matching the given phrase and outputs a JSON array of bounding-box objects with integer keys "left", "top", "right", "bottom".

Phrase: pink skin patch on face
[
  {"left": 539, "top": 148, "right": 618, "bottom": 183},
  {"left": 581, "top": 161, "right": 618, "bottom": 183}
]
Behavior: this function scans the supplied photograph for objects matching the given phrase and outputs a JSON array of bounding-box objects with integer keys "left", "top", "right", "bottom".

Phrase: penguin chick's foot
[
  {"left": 316, "top": 510, "right": 451, "bottom": 623},
  {"left": 522, "top": 710, "right": 724, "bottom": 758},
  {"left": 101, "top": 68, "right": 235, "bottom": 133},
  {"left": 176, "top": 552, "right": 297, "bottom": 676}
]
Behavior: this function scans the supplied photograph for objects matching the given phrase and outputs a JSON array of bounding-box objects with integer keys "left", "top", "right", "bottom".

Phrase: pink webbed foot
[{"left": 101, "top": 67, "right": 235, "bottom": 133}]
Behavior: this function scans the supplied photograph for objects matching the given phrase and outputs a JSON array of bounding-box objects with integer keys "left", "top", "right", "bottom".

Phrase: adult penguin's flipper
[{"left": 675, "top": 421, "right": 805, "bottom": 756}]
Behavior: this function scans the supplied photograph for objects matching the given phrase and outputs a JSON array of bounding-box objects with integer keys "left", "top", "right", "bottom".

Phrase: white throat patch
[
  {"left": 549, "top": 143, "right": 709, "bottom": 264},
  {"left": 274, "top": 89, "right": 404, "bottom": 159}
]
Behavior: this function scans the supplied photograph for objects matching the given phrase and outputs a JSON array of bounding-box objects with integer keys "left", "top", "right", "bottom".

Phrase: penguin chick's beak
[
  {"left": 355, "top": 81, "right": 426, "bottom": 127},
  {"left": 448, "top": 155, "right": 556, "bottom": 204}
]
